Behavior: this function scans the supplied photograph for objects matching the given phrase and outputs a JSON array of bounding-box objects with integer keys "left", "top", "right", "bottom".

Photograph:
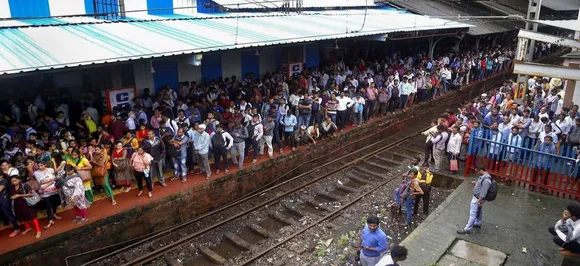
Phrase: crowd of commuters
[{"left": 0, "top": 39, "right": 515, "bottom": 240}]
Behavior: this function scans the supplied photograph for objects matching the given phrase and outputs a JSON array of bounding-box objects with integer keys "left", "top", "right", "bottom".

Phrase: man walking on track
[
  {"left": 358, "top": 216, "right": 388, "bottom": 266},
  {"left": 457, "top": 164, "right": 494, "bottom": 234}
]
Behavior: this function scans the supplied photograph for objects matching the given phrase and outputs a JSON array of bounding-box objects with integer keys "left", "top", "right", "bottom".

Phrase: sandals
[
  {"left": 148, "top": 192, "right": 152, "bottom": 198},
  {"left": 44, "top": 220, "right": 55, "bottom": 230},
  {"left": 8, "top": 230, "right": 19, "bottom": 238},
  {"left": 54, "top": 215, "right": 63, "bottom": 221},
  {"left": 21, "top": 228, "right": 31, "bottom": 235},
  {"left": 112, "top": 200, "right": 117, "bottom": 206},
  {"left": 36, "top": 232, "right": 41, "bottom": 239},
  {"left": 137, "top": 191, "right": 143, "bottom": 197}
]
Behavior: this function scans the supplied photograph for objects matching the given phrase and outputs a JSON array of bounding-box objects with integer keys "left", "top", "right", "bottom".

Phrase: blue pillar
[
  {"left": 9, "top": 0, "right": 50, "bottom": 18},
  {"left": 147, "top": 0, "right": 173, "bottom": 15},
  {"left": 241, "top": 51, "right": 260, "bottom": 77},
  {"left": 304, "top": 43, "right": 320, "bottom": 69},
  {"left": 84, "top": 0, "right": 95, "bottom": 15},
  {"left": 201, "top": 53, "right": 222, "bottom": 80},
  {"left": 153, "top": 60, "right": 179, "bottom": 93}
]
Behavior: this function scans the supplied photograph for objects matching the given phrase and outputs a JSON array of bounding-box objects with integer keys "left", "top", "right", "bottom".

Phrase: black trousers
[
  {"left": 135, "top": 171, "right": 153, "bottom": 192},
  {"left": 42, "top": 194, "right": 61, "bottom": 221},
  {"left": 549, "top": 226, "right": 580, "bottom": 253},
  {"left": 213, "top": 146, "right": 229, "bottom": 170},
  {"left": 337, "top": 110, "right": 348, "bottom": 130},
  {"left": 283, "top": 131, "right": 295, "bottom": 147},
  {"left": 413, "top": 183, "right": 432, "bottom": 215},
  {"left": 388, "top": 97, "right": 399, "bottom": 112}
]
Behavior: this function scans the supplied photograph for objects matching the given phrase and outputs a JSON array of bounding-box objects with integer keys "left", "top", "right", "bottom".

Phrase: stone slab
[{"left": 450, "top": 240, "right": 507, "bottom": 266}]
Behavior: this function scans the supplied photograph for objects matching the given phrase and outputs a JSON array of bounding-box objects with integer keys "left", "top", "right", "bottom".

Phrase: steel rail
[
  {"left": 239, "top": 158, "right": 402, "bottom": 265},
  {"left": 72, "top": 93, "right": 458, "bottom": 266},
  {"left": 72, "top": 110, "right": 417, "bottom": 266},
  {"left": 122, "top": 126, "right": 429, "bottom": 266}
]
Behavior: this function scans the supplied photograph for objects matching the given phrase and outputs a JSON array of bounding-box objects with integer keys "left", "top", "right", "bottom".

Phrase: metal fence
[{"left": 464, "top": 129, "right": 580, "bottom": 199}]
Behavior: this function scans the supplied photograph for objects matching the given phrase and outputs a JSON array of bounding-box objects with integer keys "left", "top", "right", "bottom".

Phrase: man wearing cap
[
  {"left": 357, "top": 216, "right": 388, "bottom": 266},
  {"left": 194, "top": 124, "right": 211, "bottom": 180}
]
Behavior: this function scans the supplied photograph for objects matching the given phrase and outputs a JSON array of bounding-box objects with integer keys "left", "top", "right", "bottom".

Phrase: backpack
[
  {"left": 391, "top": 85, "right": 399, "bottom": 98},
  {"left": 378, "top": 91, "right": 389, "bottom": 103},
  {"left": 212, "top": 132, "right": 226, "bottom": 148},
  {"left": 247, "top": 123, "right": 255, "bottom": 140},
  {"left": 482, "top": 175, "right": 498, "bottom": 202},
  {"left": 568, "top": 127, "right": 580, "bottom": 145},
  {"left": 398, "top": 179, "right": 412, "bottom": 200}
]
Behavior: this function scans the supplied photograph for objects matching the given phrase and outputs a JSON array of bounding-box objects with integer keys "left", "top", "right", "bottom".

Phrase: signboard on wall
[
  {"left": 105, "top": 87, "right": 136, "bottom": 112},
  {"left": 287, "top": 62, "right": 303, "bottom": 79}
]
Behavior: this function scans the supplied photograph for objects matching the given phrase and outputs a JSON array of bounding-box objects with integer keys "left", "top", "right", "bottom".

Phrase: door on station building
[{"left": 152, "top": 61, "right": 179, "bottom": 93}]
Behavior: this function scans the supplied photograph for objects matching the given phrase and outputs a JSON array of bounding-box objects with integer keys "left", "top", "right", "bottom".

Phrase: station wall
[{"left": 0, "top": 0, "right": 209, "bottom": 18}]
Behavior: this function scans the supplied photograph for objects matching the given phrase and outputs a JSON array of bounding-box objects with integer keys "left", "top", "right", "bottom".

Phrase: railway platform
[
  {"left": 0, "top": 73, "right": 508, "bottom": 266},
  {"left": 400, "top": 175, "right": 578, "bottom": 266}
]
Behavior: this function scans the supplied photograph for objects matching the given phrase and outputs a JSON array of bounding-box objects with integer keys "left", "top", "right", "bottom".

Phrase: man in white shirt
[
  {"left": 376, "top": 245, "right": 408, "bottom": 266},
  {"left": 549, "top": 204, "right": 580, "bottom": 255},
  {"left": 336, "top": 91, "right": 354, "bottom": 132},
  {"left": 447, "top": 126, "right": 462, "bottom": 174}
]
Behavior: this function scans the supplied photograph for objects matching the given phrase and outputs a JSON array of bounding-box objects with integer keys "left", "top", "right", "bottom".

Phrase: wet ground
[{"left": 400, "top": 175, "right": 578, "bottom": 266}]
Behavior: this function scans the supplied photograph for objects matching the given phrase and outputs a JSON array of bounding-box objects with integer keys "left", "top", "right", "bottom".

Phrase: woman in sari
[
  {"left": 112, "top": 141, "right": 132, "bottom": 193},
  {"left": 62, "top": 165, "right": 89, "bottom": 224},
  {"left": 90, "top": 145, "right": 116, "bottom": 205}
]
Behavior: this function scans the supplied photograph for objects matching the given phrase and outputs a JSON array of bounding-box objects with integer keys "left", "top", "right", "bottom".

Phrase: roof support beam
[
  {"left": 513, "top": 62, "right": 580, "bottom": 81},
  {"left": 518, "top": 29, "right": 580, "bottom": 50}
]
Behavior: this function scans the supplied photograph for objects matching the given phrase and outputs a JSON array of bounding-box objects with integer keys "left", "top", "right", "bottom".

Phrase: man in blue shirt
[{"left": 358, "top": 216, "right": 388, "bottom": 266}]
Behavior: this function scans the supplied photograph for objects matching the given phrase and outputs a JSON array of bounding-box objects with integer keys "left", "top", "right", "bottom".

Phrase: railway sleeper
[
  {"left": 354, "top": 167, "right": 387, "bottom": 179},
  {"left": 301, "top": 198, "right": 332, "bottom": 212},
  {"left": 344, "top": 172, "right": 372, "bottom": 185},
  {"left": 199, "top": 247, "right": 227, "bottom": 265},
  {"left": 364, "top": 160, "right": 394, "bottom": 171},
  {"left": 269, "top": 211, "right": 299, "bottom": 226},
  {"left": 395, "top": 146, "right": 423, "bottom": 157},
  {"left": 247, "top": 223, "right": 279, "bottom": 239},
  {"left": 224, "top": 231, "right": 255, "bottom": 251},
  {"left": 163, "top": 255, "right": 183, "bottom": 266},
  {"left": 336, "top": 184, "right": 359, "bottom": 194},
  {"left": 317, "top": 191, "right": 341, "bottom": 201},
  {"left": 372, "top": 156, "right": 403, "bottom": 167},
  {"left": 281, "top": 202, "right": 307, "bottom": 218}
]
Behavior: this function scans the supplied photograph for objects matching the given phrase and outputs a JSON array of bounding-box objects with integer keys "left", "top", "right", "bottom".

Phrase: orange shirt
[{"left": 136, "top": 129, "right": 148, "bottom": 144}]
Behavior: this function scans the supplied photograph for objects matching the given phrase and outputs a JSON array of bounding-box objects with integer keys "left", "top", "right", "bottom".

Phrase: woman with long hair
[
  {"left": 33, "top": 160, "right": 62, "bottom": 229},
  {"left": 90, "top": 145, "right": 116, "bottom": 205},
  {"left": 62, "top": 165, "right": 90, "bottom": 224},
  {"left": 9, "top": 176, "right": 41, "bottom": 239},
  {"left": 130, "top": 147, "right": 154, "bottom": 198},
  {"left": 112, "top": 141, "right": 132, "bottom": 193},
  {"left": 65, "top": 150, "right": 93, "bottom": 204}
]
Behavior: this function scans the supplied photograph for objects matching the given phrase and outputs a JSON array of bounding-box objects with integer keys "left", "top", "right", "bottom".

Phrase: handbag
[
  {"left": 92, "top": 166, "right": 106, "bottom": 177},
  {"left": 78, "top": 170, "right": 92, "bottom": 182},
  {"left": 23, "top": 184, "right": 41, "bottom": 206},
  {"left": 450, "top": 159, "right": 459, "bottom": 171},
  {"left": 76, "top": 158, "right": 93, "bottom": 182}
]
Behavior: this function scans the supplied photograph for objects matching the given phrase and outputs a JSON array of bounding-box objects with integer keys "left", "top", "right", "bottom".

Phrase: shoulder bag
[{"left": 23, "top": 184, "right": 41, "bottom": 206}]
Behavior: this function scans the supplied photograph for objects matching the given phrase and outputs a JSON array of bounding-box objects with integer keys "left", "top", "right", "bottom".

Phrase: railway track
[
  {"left": 111, "top": 127, "right": 438, "bottom": 265},
  {"left": 69, "top": 95, "right": 477, "bottom": 266},
  {"left": 136, "top": 133, "right": 429, "bottom": 266}
]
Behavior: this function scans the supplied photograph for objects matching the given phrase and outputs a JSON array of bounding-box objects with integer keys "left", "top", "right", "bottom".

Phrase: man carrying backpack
[{"left": 457, "top": 164, "right": 497, "bottom": 234}]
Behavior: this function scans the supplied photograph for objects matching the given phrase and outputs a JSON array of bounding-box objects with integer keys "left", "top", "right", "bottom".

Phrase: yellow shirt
[
  {"left": 417, "top": 171, "right": 433, "bottom": 184},
  {"left": 66, "top": 157, "right": 92, "bottom": 190},
  {"left": 123, "top": 137, "right": 139, "bottom": 150}
]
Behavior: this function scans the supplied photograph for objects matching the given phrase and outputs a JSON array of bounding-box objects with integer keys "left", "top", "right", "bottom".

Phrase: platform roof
[
  {"left": 532, "top": 19, "right": 580, "bottom": 32},
  {"left": 541, "top": 0, "right": 580, "bottom": 11},
  {"left": 387, "top": 0, "right": 518, "bottom": 35},
  {"left": 0, "top": 9, "right": 470, "bottom": 76}
]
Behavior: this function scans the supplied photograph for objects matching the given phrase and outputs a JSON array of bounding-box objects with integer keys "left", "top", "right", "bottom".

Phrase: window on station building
[{"left": 91, "top": 0, "right": 126, "bottom": 19}]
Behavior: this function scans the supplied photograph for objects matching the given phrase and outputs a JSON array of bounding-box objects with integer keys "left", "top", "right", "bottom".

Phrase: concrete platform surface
[{"left": 400, "top": 176, "right": 576, "bottom": 266}]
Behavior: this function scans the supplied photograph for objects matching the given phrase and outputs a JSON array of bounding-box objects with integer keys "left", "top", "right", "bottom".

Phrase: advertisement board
[
  {"left": 287, "top": 62, "right": 304, "bottom": 79},
  {"left": 105, "top": 87, "right": 136, "bottom": 112}
]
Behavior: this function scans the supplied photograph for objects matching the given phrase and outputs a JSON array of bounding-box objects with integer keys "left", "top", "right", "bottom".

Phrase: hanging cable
[
  {"left": 356, "top": 0, "right": 368, "bottom": 33},
  {"left": 235, "top": 4, "right": 240, "bottom": 45}
]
